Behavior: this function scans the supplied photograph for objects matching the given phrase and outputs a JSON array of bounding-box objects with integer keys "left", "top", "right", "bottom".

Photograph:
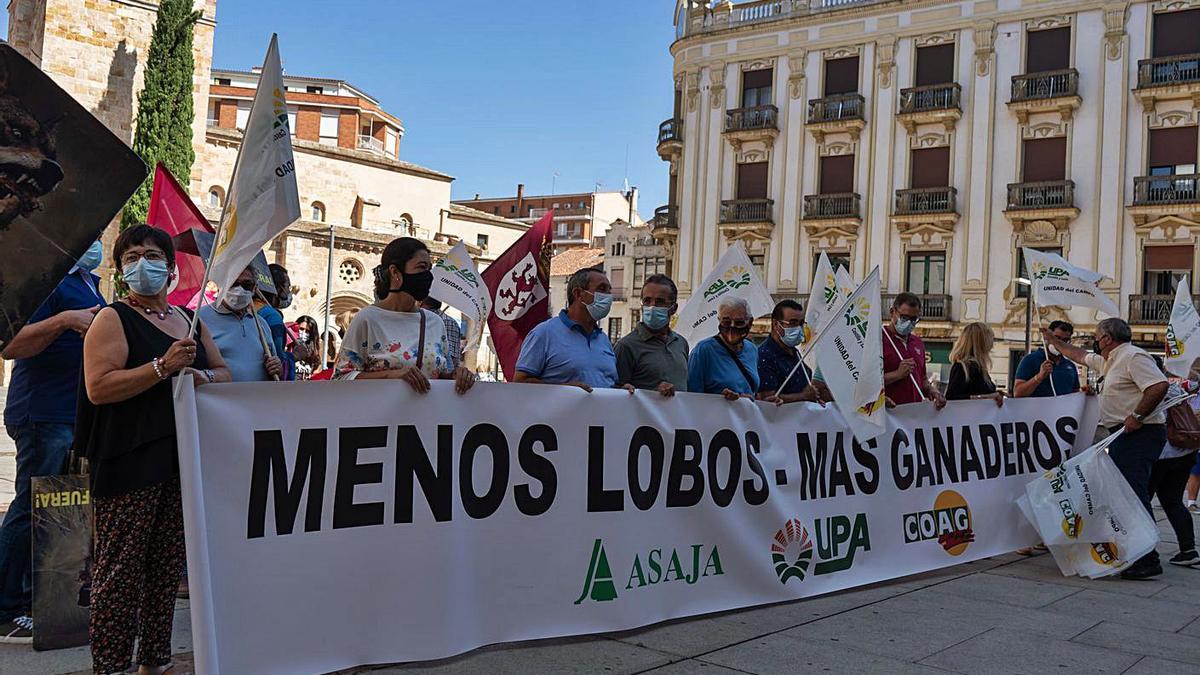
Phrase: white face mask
[
  {"left": 1047, "top": 344, "right": 1060, "bottom": 357},
  {"left": 224, "top": 286, "right": 254, "bottom": 311}
]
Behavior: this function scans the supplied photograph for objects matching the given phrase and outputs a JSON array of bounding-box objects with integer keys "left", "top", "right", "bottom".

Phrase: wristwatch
[{"left": 1132, "top": 413, "right": 1145, "bottom": 422}]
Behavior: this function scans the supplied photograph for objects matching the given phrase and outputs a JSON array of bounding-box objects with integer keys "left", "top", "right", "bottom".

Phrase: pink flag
[{"left": 146, "top": 163, "right": 213, "bottom": 305}]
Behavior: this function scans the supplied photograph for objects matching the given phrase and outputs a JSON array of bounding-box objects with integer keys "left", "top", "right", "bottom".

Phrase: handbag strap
[
  {"left": 415, "top": 310, "right": 427, "bottom": 369},
  {"left": 716, "top": 337, "right": 755, "bottom": 392}
]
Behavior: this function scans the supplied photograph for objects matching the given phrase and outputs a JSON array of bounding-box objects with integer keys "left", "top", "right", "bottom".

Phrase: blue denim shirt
[{"left": 515, "top": 311, "right": 617, "bottom": 388}]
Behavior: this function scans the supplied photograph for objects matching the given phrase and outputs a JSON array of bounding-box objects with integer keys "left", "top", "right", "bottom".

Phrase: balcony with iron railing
[
  {"left": 719, "top": 198, "right": 774, "bottom": 224},
  {"left": 883, "top": 293, "right": 952, "bottom": 321},
  {"left": 807, "top": 93, "right": 866, "bottom": 124},
  {"left": 682, "top": 0, "right": 890, "bottom": 37},
  {"left": 803, "top": 193, "right": 861, "bottom": 220},
  {"left": 1137, "top": 53, "right": 1200, "bottom": 89},
  {"left": 357, "top": 135, "right": 385, "bottom": 155},
  {"left": 897, "top": 83, "right": 961, "bottom": 131},
  {"left": 1010, "top": 69, "right": 1079, "bottom": 102},
  {"left": 723, "top": 105, "right": 779, "bottom": 145},
  {"left": 1005, "top": 180, "right": 1075, "bottom": 211},
  {"left": 1133, "top": 174, "right": 1200, "bottom": 206},
  {"left": 657, "top": 118, "right": 683, "bottom": 160},
  {"left": 1129, "top": 294, "right": 1200, "bottom": 325},
  {"left": 653, "top": 205, "right": 677, "bottom": 228},
  {"left": 894, "top": 187, "right": 957, "bottom": 216}
]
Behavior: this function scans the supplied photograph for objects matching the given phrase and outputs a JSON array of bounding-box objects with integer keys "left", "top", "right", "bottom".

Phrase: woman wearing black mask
[{"left": 332, "top": 237, "right": 475, "bottom": 394}]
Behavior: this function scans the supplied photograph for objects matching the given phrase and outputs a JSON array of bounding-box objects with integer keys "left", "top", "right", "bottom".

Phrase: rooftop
[
  {"left": 447, "top": 204, "right": 530, "bottom": 231},
  {"left": 675, "top": 0, "right": 897, "bottom": 41},
  {"left": 212, "top": 68, "right": 382, "bottom": 104},
  {"left": 550, "top": 247, "right": 605, "bottom": 277}
]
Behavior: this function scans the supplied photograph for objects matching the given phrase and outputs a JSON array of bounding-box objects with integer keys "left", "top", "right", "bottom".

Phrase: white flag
[
  {"left": 674, "top": 242, "right": 775, "bottom": 344},
  {"left": 431, "top": 241, "right": 491, "bottom": 353},
  {"left": 809, "top": 267, "right": 887, "bottom": 443},
  {"left": 1022, "top": 247, "right": 1119, "bottom": 318},
  {"left": 806, "top": 251, "right": 840, "bottom": 334},
  {"left": 1166, "top": 275, "right": 1200, "bottom": 377},
  {"left": 835, "top": 265, "right": 855, "bottom": 303},
  {"left": 207, "top": 35, "right": 300, "bottom": 304}
]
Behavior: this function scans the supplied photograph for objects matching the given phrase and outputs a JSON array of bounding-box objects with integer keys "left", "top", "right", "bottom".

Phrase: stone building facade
[{"left": 658, "top": 0, "right": 1200, "bottom": 385}]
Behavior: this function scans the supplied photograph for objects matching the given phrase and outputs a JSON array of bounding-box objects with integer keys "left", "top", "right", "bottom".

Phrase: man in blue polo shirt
[
  {"left": 1013, "top": 320, "right": 1081, "bottom": 398},
  {"left": 514, "top": 267, "right": 618, "bottom": 391},
  {"left": 0, "top": 241, "right": 106, "bottom": 643}
]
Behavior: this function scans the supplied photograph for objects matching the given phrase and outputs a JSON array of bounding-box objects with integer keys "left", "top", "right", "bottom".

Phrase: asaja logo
[
  {"left": 902, "top": 490, "right": 974, "bottom": 556},
  {"left": 574, "top": 538, "right": 724, "bottom": 604},
  {"left": 702, "top": 265, "right": 752, "bottom": 301},
  {"left": 771, "top": 513, "right": 870, "bottom": 585},
  {"left": 843, "top": 297, "right": 871, "bottom": 340},
  {"left": 1089, "top": 542, "right": 1120, "bottom": 566},
  {"left": 821, "top": 273, "right": 839, "bottom": 304}
]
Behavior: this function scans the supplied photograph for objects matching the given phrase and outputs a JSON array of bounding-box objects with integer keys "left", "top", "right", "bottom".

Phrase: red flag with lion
[{"left": 481, "top": 211, "right": 554, "bottom": 380}]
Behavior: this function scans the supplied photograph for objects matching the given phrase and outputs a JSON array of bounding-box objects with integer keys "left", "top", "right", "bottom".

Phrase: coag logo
[
  {"left": 574, "top": 538, "right": 724, "bottom": 604},
  {"left": 902, "top": 490, "right": 974, "bottom": 556},
  {"left": 857, "top": 389, "right": 887, "bottom": 416},
  {"left": 703, "top": 265, "right": 752, "bottom": 300},
  {"left": 1166, "top": 323, "right": 1186, "bottom": 358},
  {"left": 771, "top": 514, "right": 870, "bottom": 585},
  {"left": 1089, "top": 542, "right": 1120, "bottom": 566},
  {"left": 1057, "top": 499, "right": 1082, "bottom": 539}
]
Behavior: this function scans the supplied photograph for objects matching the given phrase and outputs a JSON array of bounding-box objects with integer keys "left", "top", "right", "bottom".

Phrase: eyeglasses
[
  {"left": 232, "top": 280, "right": 256, "bottom": 292},
  {"left": 776, "top": 319, "right": 805, "bottom": 328},
  {"left": 641, "top": 297, "right": 673, "bottom": 308},
  {"left": 896, "top": 314, "right": 921, "bottom": 324},
  {"left": 120, "top": 250, "right": 167, "bottom": 266},
  {"left": 719, "top": 318, "right": 751, "bottom": 329}
]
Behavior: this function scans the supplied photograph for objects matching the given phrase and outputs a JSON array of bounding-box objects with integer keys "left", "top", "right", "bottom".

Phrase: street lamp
[{"left": 1016, "top": 277, "right": 1032, "bottom": 355}]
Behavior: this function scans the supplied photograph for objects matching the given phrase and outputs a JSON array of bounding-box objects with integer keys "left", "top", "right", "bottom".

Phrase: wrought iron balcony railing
[
  {"left": 652, "top": 205, "right": 678, "bottom": 229},
  {"left": 803, "top": 193, "right": 861, "bottom": 219},
  {"left": 1133, "top": 174, "right": 1200, "bottom": 206},
  {"left": 883, "top": 294, "right": 951, "bottom": 321},
  {"left": 719, "top": 198, "right": 774, "bottom": 223},
  {"left": 658, "top": 118, "right": 682, "bottom": 145},
  {"left": 898, "top": 83, "right": 961, "bottom": 114},
  {"left": 1137, "top": 53, "right": 1200, "bottom": 89},
  {"left": 807, "top": 94, "right": 865, "bottom": 124},
  {"left": 1006, "top": 180, "right": 1075, "bottom": 211},
  {"left": 1011, "top": 69, "right": 1079, "bottom": 102},
  {"left": 725, "top": 105, "right": 778, "bottom": 132},
  {"left": 1128, "top": 294, "right": 1200, "bottom": 324},
  {"left": 894, "top": 187, "right": 957, "bottom": 215}
]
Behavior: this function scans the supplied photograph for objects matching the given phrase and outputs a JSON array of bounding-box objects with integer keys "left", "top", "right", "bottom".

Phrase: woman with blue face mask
[{"left": 78, "top": 225, "right": 230, "bottom": 675}]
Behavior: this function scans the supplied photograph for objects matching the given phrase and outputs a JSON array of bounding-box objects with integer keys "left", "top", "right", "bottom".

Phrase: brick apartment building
[{"left": 454, "top": 184, "right": 644, "bottom": 251}]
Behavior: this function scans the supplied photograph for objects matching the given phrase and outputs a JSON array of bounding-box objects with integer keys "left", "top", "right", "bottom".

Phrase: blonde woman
[{"left": 945, "top": 322, "right": 1003, "bottom": 406}]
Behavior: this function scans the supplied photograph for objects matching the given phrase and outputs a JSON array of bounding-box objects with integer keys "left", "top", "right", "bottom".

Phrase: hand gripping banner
[{"left": 175, "top": 382, "right": 1099, "bottom": 674}]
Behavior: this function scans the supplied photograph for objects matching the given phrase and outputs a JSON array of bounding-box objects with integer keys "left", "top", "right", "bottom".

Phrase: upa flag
[
  {"left": 1022, "top": 247, "right": 1119, "bottom": 317},
  {"left": 480, "top": 212, "right": 554, "bottom": 380},
  {"left": 835, "top": 265, "right": 855, "bottom": 302},
  {"left": 431, "top": 241, "right": 491, "bottom": 353},
  {"left": 809, "top": 267, "right": 887, "bottom": 442},
  {"left": 1166, "top": 275, "right": 1200, "bottom": 377},
  {"left": 674, "top": 242, "right": 775, "bottom": 344},
  {"left": 206, "top": 34, "right": 300, "bottom": 304},
  {"left": 806, "top": 251, "right": 839, "bottom": 334},
  {"left": 146, "top": 163, "right": 213, "bottom": 306}
]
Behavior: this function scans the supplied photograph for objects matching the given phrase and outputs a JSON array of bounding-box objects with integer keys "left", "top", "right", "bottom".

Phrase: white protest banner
[
  {"left": 175, "top": 381, "right": 1098, "bottom": 674},
  {"left": 206, "top": 35, "right": 300, "bottom": 306},
  {"left": 1022, "top": 247, "right": 1119, "bottom": 318},
  {"left": 431, "top": 241, "right": 491, "bottom": 352},
  {"left": 834, "top": 265, "right": 855, "bottom": 303},
  {"left": 674, "top": 242, "right": 775, "bottom": 344},
  {"left": 806, "top": 251, "right": 839, "bottom": 334},
  {"left": 1166, "top": 275, "right": 1200, "bottom": 377},
  {"left": 808, "top": 267, "right": 887, "bottom": 442}
]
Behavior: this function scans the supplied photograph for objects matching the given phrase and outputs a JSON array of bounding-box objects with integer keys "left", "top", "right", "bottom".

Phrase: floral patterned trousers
[{"left": 90, "top": 479, "right": 185, "bottom": 674}]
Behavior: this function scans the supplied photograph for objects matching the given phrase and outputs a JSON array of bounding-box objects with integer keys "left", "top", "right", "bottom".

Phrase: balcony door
[
  {"left": 1143, "top": 245, "right": 1193, "bottom": 295},
  {"left": 741, "top": 69, "right": 773, "bottom": 108},
  {"left": 1153, "top": 8, "right": 1200, "bottom": 58},
  {"left": 823, "top": 57, "right": 859, "bottom": 96},
  {"left": 910, "top": 147, "right": 950, "bottom": 188},
  {"left": 1148, "top": 126, "right": 1197, "bottom": 176},
  {"left": 914, "top": 44, "right": 955, "bottom": 86},
  {"left": 1025, "top": 27, "right": 1071, "bottom": 73},
  {"left": 1022, "top": 137, "right": 1067, "bottom": 182},
  {"left": 819, "top": 155, "right": 854, "bottom": 194},
  {"left": 736, "top": 162, "right": 769, "bottom": 200},
  {"left": 906, "top": 252, "right": 946, "bottom": 295}
]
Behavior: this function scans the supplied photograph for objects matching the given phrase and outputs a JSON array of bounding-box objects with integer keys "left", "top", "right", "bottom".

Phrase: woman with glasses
[
  {"left": 686, "top": 296, "right": 759, "bottom": 400},
  {"left": 78, "top": 225, "right": 231, "bottom": 674}
]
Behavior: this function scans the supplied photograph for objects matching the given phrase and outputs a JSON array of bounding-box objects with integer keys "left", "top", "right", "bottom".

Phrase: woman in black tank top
[{"left": 79, "top": 226, "right": 230, "bottom": 675}]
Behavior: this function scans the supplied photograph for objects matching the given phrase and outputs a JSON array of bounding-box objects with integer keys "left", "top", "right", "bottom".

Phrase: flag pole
[
  {"left": 1031, "top": 285, "right": 1056, "bottom": 397},
  {"left": 773, "top": 269, "right": 874, "bottom": 396},
  {"left": 883, "top": 328, "right": 928, "bottom": 402},
  {"left": 172, "top": 206, "right": 229, "bottom": 398},
  {"left": 324, "top": 221, "right": 335, "bottom": 339}
]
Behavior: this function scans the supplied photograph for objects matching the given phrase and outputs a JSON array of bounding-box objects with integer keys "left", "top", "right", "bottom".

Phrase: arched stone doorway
[{"left": 326, "top": 293, "right": 370, "bottom": 334}]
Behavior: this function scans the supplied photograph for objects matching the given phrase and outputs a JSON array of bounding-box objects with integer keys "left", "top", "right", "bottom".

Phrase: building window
[
  {"left": 492, "top": 206, "right": 500, "bottom": 215},
  {"left": 311, "top": 201, "right": 326, "bottom": 222},
  {"left": 287, "top": 106, "right": 298, "bottom": 137},
  {"left": 319, "top": 110, "right": 339, "bottom": 146},
  {"left": 1016, "top": 246, "right": 1062, "bottom": 298},
  {"left": 823, "top": 56, "right": 859, "bottom": 95},
  {"left": 633, "top": 257, "right": 667, "bottom": 294},
  {"left": 819, "top": 155, "right": 855, "bottom": 194},
  {"left": 207, "top": 186, "right": 224, "bottom": 208},
  {"left": 906, "top": 252, "right": 946, "bottom": 295},
  {"left": 1025, "top": 27, "right": 1071, "bottom": 74},
  {"left": 610, "top": 267, "right": 625, "bottom": 294},
  {"left": 914, "top": 44, "right": 955, "bottom": 86},
  {"left": 509, "top": 205, "right": 516, "bottom": 214},
  {"left": 610, "top": 242, "right": 626, "bottom": 256},
  {"left": 1148, "top": 126, "right": 1198, "bottom": 176},
  {"left": 814, "top": 253, "right": 851, "bottom": 275},
  {"left": 215, "top": 77, "right": 231, "bottom": 86},
  {"left": 736, "top": 162, "right": 769, "bottom": 199},
  {"left": 477, "top": 234, "right": 489, "bottom": 249},
  {"left": 235, "top": 101, "right": 251, "bottom": 130},
  {"left": 1153, "top": 8, "right": 1200, "bottom": 57},
  {"left": 910, "top": 147, "right": 950, "bottom": 188},
  {"left": 741, "top": 68, "right": 773, "bottom": 107},
  {"left": 579, "top": 201, "right": 586, "bottom": 209},
  {"left": 338, "top": 259, "right": 364, "bottom": 284},
  {"left": 398, "top": 214, "right": 413, "bottom": 234},
  {"left": 750, "top": 254, "right": 766, "bottom": 275},
  {"left": 1021, "top": 138, "right": 1067, "bottom": 182},
  {"left": 306, "top": 85, "right": 324, "bottom": 94},
  {"left": 608, "top": 317, "right": 623, "bottom": 340},
  {"left": 1143, "top": 245, "right": 1194, "bottom": 295}
]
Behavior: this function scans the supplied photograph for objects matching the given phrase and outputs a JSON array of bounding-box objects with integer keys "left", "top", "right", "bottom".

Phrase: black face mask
[
  {"left": 1092, "top": 340, "right": 1104, "bottom": 355},
  {"left": 390, "top": 270, "right": 434, "bottom": 301}
]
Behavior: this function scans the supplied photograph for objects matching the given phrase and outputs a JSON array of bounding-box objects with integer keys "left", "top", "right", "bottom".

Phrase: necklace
[{"left": 128, "top": 297, "right": 174, "bottom": 320}]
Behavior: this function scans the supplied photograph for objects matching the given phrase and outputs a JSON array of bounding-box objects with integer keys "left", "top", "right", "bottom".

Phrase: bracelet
[
  {"left": 151, "top": 357, "right": 168, "bottom": 380},
  {"left": 204, "top": 368, "right": 215, "bottom": 383}
]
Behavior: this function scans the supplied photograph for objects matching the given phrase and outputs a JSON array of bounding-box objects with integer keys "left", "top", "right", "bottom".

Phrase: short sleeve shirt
[
  {"left": 614, "top": 323, "right": 689, "bottom": 391},
  {"left": 1014, "top": 349, "right": 1080, "bottom": 398},
  {"left": 757, "top": 337, "right": 811, "bottom": 396},
  {"left": 1085, "top": 343, "right": 1168, "bottom": 428},
  {"left": 687, "top": 336, "right": 760, "bottom": 395},
  {"left": 198, "top": 305, "right": 278, "bottom": 382},
  {"left": 334, "top": 306, "right": 449, "bottom": 380},
  {"left": 882, "top": 329, "right": 928, "bottom": 405},
  {"left": 515, "top": 311, "right": 617, "bottom": 388}
]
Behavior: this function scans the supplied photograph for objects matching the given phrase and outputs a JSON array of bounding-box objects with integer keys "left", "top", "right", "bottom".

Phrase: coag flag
[
  {"left": 431, "top": 241, "right": 491, "bottom": 354},
  {"left": 146, "top": 163, "right": 213, "bottom": 306},
  {"left": 806, "top": 251, "right": 839, "bottom": 334},
  {"left": 1022, "top": 247, "right": 1119, "bottom": 317},
  {"left": 835, "top": 265, "right": 855, "bottom": 303},
  {"left": 480, "top": 211, "right": 554, "bottom": 380},
  {"left": 205, "top": 34, "right": 299, "bottom": 306},
  {"left": 674, "top": 242, "right": 775, "bottom": 344},
  {"left": 1166, "top": 275, "right": 1200, "bottom": 377},
  {"left": 809, "top": 267, "right": 886, "bottom": 443}
]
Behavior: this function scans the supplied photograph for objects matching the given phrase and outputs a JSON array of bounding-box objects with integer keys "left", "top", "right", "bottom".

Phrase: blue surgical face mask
[
  {"left": 782, "top": 324, "right": 806, "bottom": 347},
  {"left": 122, "top": 258, "right": 170, "bottom": 296},
  {"left": 894, "top": 317, "right": 916, "bottom": 337},
  {"left": 643, "top": 306, "right": 671, "bottom": 331},
  {"left": 76, "top": 241, "right": 104, "bottom": 272},
  {"left": 585, "top": 291, "right": 613, "bottom": 322}
]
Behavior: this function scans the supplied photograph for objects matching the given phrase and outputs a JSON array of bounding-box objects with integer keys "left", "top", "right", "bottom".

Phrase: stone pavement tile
[
  {"left": 1043, "top": 589, "right": 1200, "bottom": 633},
  {"left": 640, "top": 660, "right": 748, "bottom": 674},
  {"left": 1153, "top": 577, "right": 1200, "bottom": 606},
  {"left": 918, "top": 627, "right": 1139, "bottom": 674},
  {"left": 985, "top": 559, "right": 1171, "bottom": 598},
  {"left": 357, "top": 636, "right": 676, "bottom": 675},
  {"left": 778, "top": 605, "right": 988, "bottom": 662},
  {"left": 1183, "top": 616, "right": 1200, "bottom": 637},
  {"left": 926, "top": 570, "right": 1082, "bottom": 609},
  {"left": 1072, "top": 620, "right": 1200, "bottom": 665},
  {"left": 700, "top": 632, "right": 951, "bottom": 675},
  {"left": 876, "top": 586, "right": 1099, "bottom": 638},
  {"left": 1122, "top": 656, "right": 1200, "bottom": 675}
]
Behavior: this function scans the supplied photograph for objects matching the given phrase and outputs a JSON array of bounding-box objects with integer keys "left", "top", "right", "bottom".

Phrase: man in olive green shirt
[{"left": 615, "top": 274, "right": 689, "bottom": 396}]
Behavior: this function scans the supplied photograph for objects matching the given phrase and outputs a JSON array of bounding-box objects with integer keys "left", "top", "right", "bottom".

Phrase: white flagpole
[
  {"left": 883, "top": 328, "right": 928, "bottom": 402},
  {"left": 324, "top": 222, "right": 335, "bottom": 335},
  {"left": 773, "top": 344, "right": 814, "bottom": 398},
  {"left": 1031, "top": 284, "right": 1057, "bottom": 397}
]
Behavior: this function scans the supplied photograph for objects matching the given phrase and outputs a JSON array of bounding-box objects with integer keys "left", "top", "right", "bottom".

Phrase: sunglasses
[{"left": 719, "top": 319, "right": 751, "bottom": 329}]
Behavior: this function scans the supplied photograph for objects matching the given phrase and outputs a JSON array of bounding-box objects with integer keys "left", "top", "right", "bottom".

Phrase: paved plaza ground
[{"left": 2, "top": 387, "right": 1200, "bottom": 674}]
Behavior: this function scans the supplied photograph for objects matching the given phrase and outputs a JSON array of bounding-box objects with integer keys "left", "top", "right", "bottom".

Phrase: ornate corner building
[{"left": 658, "top": 0, "right": 1200, "bottom": 383}]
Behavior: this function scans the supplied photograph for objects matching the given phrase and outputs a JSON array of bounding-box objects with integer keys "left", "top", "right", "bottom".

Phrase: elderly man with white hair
[{"left": 686, "top": 295, "right": 759, "bottom": 400}]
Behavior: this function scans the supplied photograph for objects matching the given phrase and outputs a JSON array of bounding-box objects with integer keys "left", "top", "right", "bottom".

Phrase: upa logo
[
  {"left": 843, "top": 297, "right": 871, "bottom": 341},
  {"left": 574, "top": 538, "right": 724, "bottom": 604},
  {"left": 436, "top": 258, "right": 481, "bottom": 289},
  {"left": 771, "top": 514, "right": 870, "bottom": 585},
  {"left": 902, "top": 490, "right": 974, "bottom": 556},
  {"left": 703, "top": 265, "right": 752, "bottom": 301},
  {"left": 821, "top": 272, "right": 839, "bottom": 305},
  {"left": 1029, "top": 260, "right": 1068, "bottom": 281}
]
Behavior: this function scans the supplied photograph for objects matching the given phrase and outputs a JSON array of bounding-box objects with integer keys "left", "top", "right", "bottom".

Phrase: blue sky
[{"left": 6, "top": 1, "right": 679, "bottom": 217}]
